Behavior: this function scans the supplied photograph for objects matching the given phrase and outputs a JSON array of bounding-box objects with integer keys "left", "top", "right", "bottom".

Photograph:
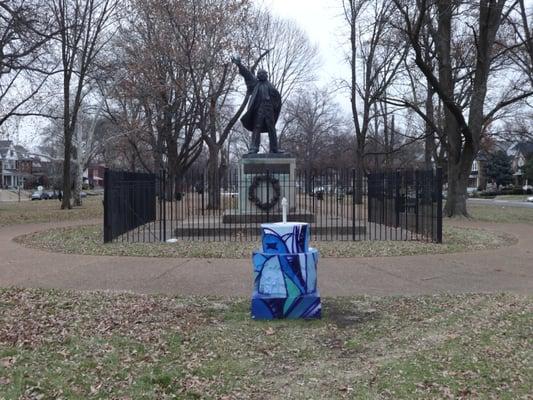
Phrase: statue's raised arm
[{"left": 231, "top": 56, "right": 257, "bottom": 93}]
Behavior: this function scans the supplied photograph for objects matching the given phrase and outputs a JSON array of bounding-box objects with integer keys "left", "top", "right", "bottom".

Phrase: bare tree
[
  {"left": 342, "top": 0, "right": 407, "bottom": 202},
  {"left": 0, "top": 0, "right": 57, "bottom": 128},
  {"left": 283, "top": 88, "right": 347, "bottom": 172},
  {"left": 392, "top": 0, "right": 532, "bottom": 217},
  {"left": 502, "top": 0, "right": 533, "bottom": 90},
  {"left": 49, "top": 0, "right": 118, "bottom": 209},
  {"left": 110, "top": 0, "right": 208, "bottom": 201},
  {"left": 173, "top": 0, "right": 254, "bottom": 209},
  {"left": 250, "top": 9, "right": 320, "bottom": 104}
]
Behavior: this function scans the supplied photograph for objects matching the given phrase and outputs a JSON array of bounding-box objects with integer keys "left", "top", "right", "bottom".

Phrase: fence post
[
  {"left": 352, "top": 168, "right": 356, "bottom": 241},
  {"left": 201, "top": 173, "right": 205, "bottom": 216},
  {"left": 415, "top": 170, "right": 420, "bottom": 234},
  {"left": 162, "top": 170, "right": 167, "bottom": 242},
  {"left": 158, "top": 170, "right": 162, "bottom": 242},
  {"left": 103, "top": 168, "right": 111, "bottom": 243},
  {"left": 436, "top": 167, "right": 443, "bottom": 243},
  {"left": 266, "top": 169, "right": 270, "bottom": 221},
  {"left": 395, "top": 170, "right": 401, "bottom": 227}
]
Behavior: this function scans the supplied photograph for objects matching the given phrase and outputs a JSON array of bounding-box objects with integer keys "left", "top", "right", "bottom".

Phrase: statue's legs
[
  {"left": 247, "top": 130, "right": 261, "bottom": 154},
  {"left": 268, "top": 128, "right": 279, "bottom": 153}
]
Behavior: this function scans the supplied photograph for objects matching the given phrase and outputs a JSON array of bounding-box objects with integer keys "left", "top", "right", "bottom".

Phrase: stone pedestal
[
  {"left": 223, "top": 153, "right": 306, "bottom": 223},
  {"left": 238, "top": 154, "right": 296, "bottom": 213},
  {"left": 251, "top": 222, "right": 321, "bottom": 320}
]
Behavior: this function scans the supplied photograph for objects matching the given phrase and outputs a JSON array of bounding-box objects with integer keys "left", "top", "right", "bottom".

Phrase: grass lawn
[
  {"left": 0, "top": 289, "right": 530, "bottom": 399},
  {"left": 468, "top": 204, "right": 533, "bottom": 224},
  {"left": 15, "top": 224, "right": 516, "bottom": 258},
  {"left": 493, "top": 195, "right": 531, "bottom": 201},
  {"left": 0, "top": 197, "right": 102, "bottom": 227}
]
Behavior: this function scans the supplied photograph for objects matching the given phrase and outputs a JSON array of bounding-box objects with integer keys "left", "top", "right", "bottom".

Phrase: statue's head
[{"left": 257, "top": 69, "right": 268, "bottom": 81}]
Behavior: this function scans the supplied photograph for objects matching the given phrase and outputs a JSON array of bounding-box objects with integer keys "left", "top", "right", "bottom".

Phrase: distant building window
[{"left": 10, "top": 150, "right": 14, "bottom": 157}]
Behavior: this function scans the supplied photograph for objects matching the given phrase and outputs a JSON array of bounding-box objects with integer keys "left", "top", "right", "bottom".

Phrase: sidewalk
[{"left": 0, "top": 219, "right": 532, "bottom": 296}]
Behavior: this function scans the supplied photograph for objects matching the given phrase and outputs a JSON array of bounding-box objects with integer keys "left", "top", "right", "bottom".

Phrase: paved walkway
[{"left": 0, "top": 220, "right": 532, "bottom": 297}]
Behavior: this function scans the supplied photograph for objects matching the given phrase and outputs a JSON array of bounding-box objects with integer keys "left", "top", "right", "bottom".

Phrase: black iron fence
[
  {"left": 367, "top": 169, "right": 442, "bottom": 242},
  {"left": 103, "top": 170, "right": 157, "bottom": 243},
  {"left": 103, "top": 167, "right": 442, "bottom": 243}
]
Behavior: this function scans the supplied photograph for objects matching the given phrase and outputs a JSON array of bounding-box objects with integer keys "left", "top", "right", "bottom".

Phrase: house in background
[
  {"left": 507, "top": 142, "right": 533, "bottom": 186},
  {"left": 84, "top": 164, "right": 106, "bottom": 188},
  {"left": 468, "top": 152, "right": 489, "bottom": 189},
  {"left": 468, "top": 140, "right": 532, "bottom": 190},
  {"left": 0, "top": 140, "right": 33, "bottom": 188}
]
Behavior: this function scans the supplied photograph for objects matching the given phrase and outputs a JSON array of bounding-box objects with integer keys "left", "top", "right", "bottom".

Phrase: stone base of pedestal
[
  {"left": 251, "top": 292, "right": 321, "bottom": 320},
  {"left": 222, "top": 212, "right": 314, "bottom": 224}
]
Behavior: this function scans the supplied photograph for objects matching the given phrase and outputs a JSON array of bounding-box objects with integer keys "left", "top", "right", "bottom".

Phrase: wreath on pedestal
[{"left": 248, "top": 175, "right": 281, "bottom": 211}]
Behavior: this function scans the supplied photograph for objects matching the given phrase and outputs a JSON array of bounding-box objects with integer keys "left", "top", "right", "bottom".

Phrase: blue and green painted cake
[{"left": 251, "top": 222, "right": 321, "bottom": 320}]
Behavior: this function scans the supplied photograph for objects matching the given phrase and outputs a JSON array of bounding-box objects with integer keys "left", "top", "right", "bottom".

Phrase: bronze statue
[{"left": 231, "top": 56, "right": 283, "bottom": 154}]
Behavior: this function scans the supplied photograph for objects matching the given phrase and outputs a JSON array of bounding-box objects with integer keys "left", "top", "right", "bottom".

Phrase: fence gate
[{"left": 103, "top": 168, "right": 442, "bottom": 244}]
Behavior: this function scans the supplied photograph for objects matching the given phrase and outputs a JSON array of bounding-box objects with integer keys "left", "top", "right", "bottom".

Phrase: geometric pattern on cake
[
  {"left": 260, "top": 222, "right": 310, "bottom": 254},
  {"left": 251, "top": 222, "right": 321, "bottom": 320}
]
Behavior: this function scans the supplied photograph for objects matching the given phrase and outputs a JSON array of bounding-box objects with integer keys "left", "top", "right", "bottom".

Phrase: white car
[
  {"left": 523, "top": 185, "right": 532, "bottom": 191},
  {"left": 466, "top": 187, "right": 477, "bottom": 197},
  {"left": 527, "top": 196, "right": 533, "bottom": 203}
]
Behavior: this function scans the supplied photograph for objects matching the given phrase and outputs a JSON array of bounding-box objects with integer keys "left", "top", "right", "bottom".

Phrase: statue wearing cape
[{"left": 232, "top": 57, "right": 283, "bottom": 154}]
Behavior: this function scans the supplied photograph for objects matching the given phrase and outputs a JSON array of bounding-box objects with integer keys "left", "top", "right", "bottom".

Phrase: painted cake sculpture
[{"left": 251, "top": 222, "right": 321, "bottom": 320}]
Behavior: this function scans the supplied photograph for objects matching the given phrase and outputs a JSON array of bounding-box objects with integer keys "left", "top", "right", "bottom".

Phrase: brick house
[
  {"left": 0, "top": 140, "right": 32, "bottom": 188},
  {"left": 85, "top": 164, "right": 106, "bottom": 188}
]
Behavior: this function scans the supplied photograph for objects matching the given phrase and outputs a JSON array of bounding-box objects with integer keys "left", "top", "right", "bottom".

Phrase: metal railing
[{"left": 103, "top": 168, "right": 442, "bottom": 243}]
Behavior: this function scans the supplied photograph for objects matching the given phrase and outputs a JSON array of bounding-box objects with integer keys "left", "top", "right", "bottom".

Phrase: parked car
[
  {"left": 310, "top": 186, "right": 325, "bottom": 200},
  {"left": 523, "top": 184, "right": 532, "bottom": 192},
  {"left": 46, "top": 191, "right": 58, "bottom": 199},
  {"left": 466, "top": 187, "right": 477, "bottom": 197},
  {"left": 527, "top": 196, "right": 533, "bottom": 203},
  {"left": 31, "top": 191, "right": 49, "bottom": 200}
]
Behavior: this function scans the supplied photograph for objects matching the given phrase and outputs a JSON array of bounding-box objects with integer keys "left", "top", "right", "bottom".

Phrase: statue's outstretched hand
[{"left": 231, "top": 56, "right": 241, "bottom": 65}]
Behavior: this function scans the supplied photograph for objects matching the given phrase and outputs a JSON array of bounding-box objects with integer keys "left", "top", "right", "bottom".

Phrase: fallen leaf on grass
[
  {"left": 0, "top": 357, "right": 15, "bottom": 368},
  {"left": 264, "top": 327, "right": 275, "bottom": 336}
]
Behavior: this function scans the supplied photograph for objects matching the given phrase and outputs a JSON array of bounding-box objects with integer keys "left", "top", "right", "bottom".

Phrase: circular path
[{"left": 0, "top": 220, "right": 532, "bottom": 296}]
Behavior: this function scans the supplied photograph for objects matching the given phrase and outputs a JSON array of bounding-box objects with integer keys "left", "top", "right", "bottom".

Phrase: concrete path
[{"left": 0, "top": 219, "right": 532, "bottom": 297}]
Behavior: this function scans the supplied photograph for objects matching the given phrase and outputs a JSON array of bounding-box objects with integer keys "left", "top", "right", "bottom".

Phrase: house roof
[
  {"left": 0, "top": 140, "right": 30, "bottom": 160},
  {"left": 513, "top": 142, "right": 533, "bottom": 158},
  {"left": 0, "top": 140, "right": 12, "bottom": 157},
  {"left": 14, "top": 145, "right": 29, "bottom": 157}
]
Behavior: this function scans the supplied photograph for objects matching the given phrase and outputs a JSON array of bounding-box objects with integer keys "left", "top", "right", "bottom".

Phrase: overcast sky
[{"left": 263, "top": 0, "right": 349, "bottom": 88}]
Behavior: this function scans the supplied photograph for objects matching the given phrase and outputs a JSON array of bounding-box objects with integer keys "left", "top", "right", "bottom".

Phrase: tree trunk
[
  {"left": 478, "top": 160, "right": 487, "bottom": 190},
  {"left": 166, "top": 136, "right": 178, "bottom": 202},
  {"left": 424, "top": 82, "right": 434, "bottom": 170},
  {"left": 72, "top": 160, "right": 83, "bottom": 207},
  {"left": 207, "top": 144, "right": 221, "bottom": 210},
  {"left": 61, "top": 130, "right": 72, "bottom": 210},
  {"left": 219, "top": 147, "right": 228, "bottom": 192},
  {"left": 354, "top": 143, "right": 364, "bottom": 204},
  {"left": 444, "top": 149, "right": 472, "bottom": 217}
]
